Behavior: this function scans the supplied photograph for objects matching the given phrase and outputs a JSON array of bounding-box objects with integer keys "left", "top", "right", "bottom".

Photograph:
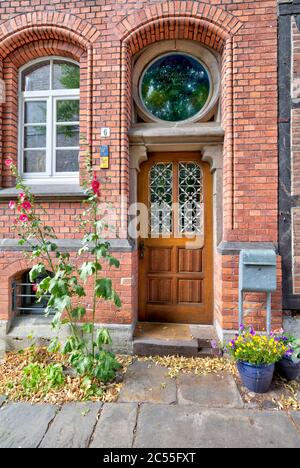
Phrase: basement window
[{"left": 12, "top": 271, "right": 51, "bottom": 316}]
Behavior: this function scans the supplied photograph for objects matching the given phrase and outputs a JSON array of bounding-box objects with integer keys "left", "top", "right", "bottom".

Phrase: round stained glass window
[{"left": 140, "top": 53, "right": 211, "bottom": 122}]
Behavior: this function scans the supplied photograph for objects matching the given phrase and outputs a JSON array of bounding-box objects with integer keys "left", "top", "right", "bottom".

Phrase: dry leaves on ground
[
  {"left": 0, "top": 348, "right": 133, "bottom": 404},
  {"left": 139, "top": 355, "right": 237, "bottom": 378}
]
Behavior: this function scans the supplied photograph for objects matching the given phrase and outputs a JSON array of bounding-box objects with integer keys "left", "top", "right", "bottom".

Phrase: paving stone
[
  {"left": 177, "top": 372, "right": 243, "bottom": 408},
  {"left": 134, "top": 405, "right": 300, "bottom": 448},
  {"left": 40, "top": 402, "right": 102, "bottom": 449},
  {"left": 291, "top": 412, "right": 300, "bottom": 431},
  {"left": 118, "top": 361, "right": 177, "bottom": 404},
  {"left": 0, "top": 403, "right": 57, "bottom": 448},
  {"left": 90, "top": 403, "right": 137, "bottom": 448}
]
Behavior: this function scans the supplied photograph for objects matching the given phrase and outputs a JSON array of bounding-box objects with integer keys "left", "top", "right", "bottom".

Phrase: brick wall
[{"left": 0, "top": 0, "right": 280, "bottom": 333}]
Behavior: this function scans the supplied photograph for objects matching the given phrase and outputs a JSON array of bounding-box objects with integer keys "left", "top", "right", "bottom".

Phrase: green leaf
[
  {"left": 107, "top": 256, "right": 120, "bottom": 268},
  {"left": 112, "top": 290, "right": 122, "bottom": 308},
  {"left": 71, "top": 307, "right": 86, "bottom": 320},
  {"left": 48, "top": 337, "right": 61, "bottom": 353},
  {"left": 97, "top": 328, "right": 112, "bottom": 347},
  {"left": 95, "top": 278, "right": 112, "bottom": 299},
  {"left": 49, "top": 277, "right": 68, "bottom": 296},
  {"left": 79, "top": 262, "right": 95, "bottom": 282},
  {"left": 74, "top": 285, "right": 86, "bottom": 297},
  {"left": 82, "top": 323, "right": 94, "bottom": 334},
  {"left": 38, "top": 276, "right": 51, "bottom": 293},
  {"left": 53, "top": 295, "right": 72, "bottom": 312},
  {"left": 29, "top": 264, "right": 46, "bottom": 282}
]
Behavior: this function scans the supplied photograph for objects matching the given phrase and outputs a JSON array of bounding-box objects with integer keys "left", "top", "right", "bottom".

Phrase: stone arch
[
  {"left": 0, "top": 259, "right": 34, "bottom": 321},
  {"left": 115, "top": 1, "right": 242, "bottom": 235},
  {"left": 0, "top": 12, "right": 100, "bottom": 186},
  {"left": 114, "top": 1, "right": 244, "bottom": 47},
  {"left": 0, "top": 11, "right": 100, "bottom": 57}
]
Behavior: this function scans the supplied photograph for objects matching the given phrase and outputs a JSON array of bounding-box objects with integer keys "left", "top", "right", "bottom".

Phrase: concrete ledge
[
  {"left": 0, "top": 318, "right": 134, "bottom": 355},
  {"left": 0, "top": 238, "right": 135, "bottom": 253},
  {"left": 217, "top": 241, "right": 278, "bottom": 256},
  {"left": 129, "top": 122, "right": 224, "bottom": 146},
  {"left": 0, "top": 184, "right": 87, "bottom": 201}
]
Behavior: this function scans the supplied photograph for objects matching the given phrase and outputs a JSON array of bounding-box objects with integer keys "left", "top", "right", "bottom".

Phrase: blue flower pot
[
  {"left": 276, "top": 357, "right": 300, "bottom": 381},
  {"left": 237, "top": 361, "right": 275, "bottom": 393}
]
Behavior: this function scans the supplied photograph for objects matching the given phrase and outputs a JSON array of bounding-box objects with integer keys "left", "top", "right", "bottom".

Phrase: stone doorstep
[{"left": 133, "top": 337, "right": 218, "bottom": 357}]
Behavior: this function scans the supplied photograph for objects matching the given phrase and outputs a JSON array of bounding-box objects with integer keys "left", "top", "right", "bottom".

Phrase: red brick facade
[{"left": 0, "top": 0, "right": 280, "bottom": 345}]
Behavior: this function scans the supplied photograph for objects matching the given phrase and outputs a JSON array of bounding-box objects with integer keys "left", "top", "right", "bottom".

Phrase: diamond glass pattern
[
  {"left": 179, "top": 162, "right": 203, "bottom": 234},
  {"left": 150, "top": 163, "right": 173, "bottom": 235}
]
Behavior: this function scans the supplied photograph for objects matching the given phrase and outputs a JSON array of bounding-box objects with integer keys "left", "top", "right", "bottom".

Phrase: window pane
[
  {"left": 56, "top": 150, "right": 79, "bottom": 172},
  {"left": 25, "top": 101, "right": 47, "bottom": 124},
  {"left": 53, "top": 61, "right": 80, "bottom": 90},
  {"left": 24, "top": 150, "right": 46, "bottom": 173},
  {"left": 24, "top": 126, "right": 46, "bottom": 148},
  {"left": 22, "top": 62, "right": 50, "bottom": 91},
  {"left": 56, "top": 125, "right": 79, "bottom": 147},
  {"left": 57, "top": 100, "right": 79, "bottom": 122},
  {"left": 141, "top": 53, "right": 210, "bottom": 122}
]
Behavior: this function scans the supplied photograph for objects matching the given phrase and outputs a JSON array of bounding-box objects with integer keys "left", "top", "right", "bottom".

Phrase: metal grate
[{"left": 12, "top": 281, "right": 51, "bottom": 316}]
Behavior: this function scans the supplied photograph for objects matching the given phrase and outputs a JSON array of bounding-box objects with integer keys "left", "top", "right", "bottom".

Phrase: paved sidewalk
[{"left": 0, "top": 361, "right": 299, "bottom": 448}]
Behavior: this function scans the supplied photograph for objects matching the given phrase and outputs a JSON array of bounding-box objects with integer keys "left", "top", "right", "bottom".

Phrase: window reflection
[{"left": 141, "top": 53, "right": 210, "bottom": 122}]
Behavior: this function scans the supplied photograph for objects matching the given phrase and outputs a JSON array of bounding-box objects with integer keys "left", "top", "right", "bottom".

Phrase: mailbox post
[{"left": 238, "top": 250, "right": 277, "bottom": 335}]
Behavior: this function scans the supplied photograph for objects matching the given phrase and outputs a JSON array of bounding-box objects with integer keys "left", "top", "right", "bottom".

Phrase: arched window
[{"left": 19, "top": 57, "right": 80, "bottom": 182}]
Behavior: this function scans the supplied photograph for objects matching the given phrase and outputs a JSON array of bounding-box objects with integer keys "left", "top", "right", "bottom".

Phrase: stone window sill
[{"left": 0, "top": 184, "right": 87, "bottom": 201}]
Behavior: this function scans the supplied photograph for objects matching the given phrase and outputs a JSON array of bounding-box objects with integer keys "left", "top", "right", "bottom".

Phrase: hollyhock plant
[
  {"left": 5, "top": 159, "right": 13, "bottom": 167},
  {"left": 21, "top": 201, "right": 32, "bottom": 211},
  {"left": 6, "top": 157, "right": 122, "bottom": 391},
  {"left": 91, "top": 173, "right": 100, "bottom": 197},
  {"left": 19, "top": 214, "right": 29, "bottom": 223}
]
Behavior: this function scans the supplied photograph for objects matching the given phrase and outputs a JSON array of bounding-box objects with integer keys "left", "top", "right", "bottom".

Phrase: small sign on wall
[
  {"left": 100, "top": 145, "right": 109, "bottom": 169},
  {"left": 101, "top": 127, "right": 111, "bottom": 138}
]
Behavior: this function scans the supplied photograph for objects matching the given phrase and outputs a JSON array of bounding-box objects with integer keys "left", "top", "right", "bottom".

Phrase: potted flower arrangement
[
  {"left": 227, "top": 326, "right": 288, "bottom": 393},
  {"left": 274, "top": 332, "right": 300, "bottom": 381}
]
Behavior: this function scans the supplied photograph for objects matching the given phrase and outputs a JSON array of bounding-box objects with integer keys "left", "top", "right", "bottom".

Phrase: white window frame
[{"left": 18, "top": 57, "right": 80, "bottom": 185}]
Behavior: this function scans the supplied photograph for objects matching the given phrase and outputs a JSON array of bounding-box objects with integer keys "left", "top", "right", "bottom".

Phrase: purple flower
[
  {"left": 211, "top": 340, "right": 218, "bottom": 349},
  {"left": 230, "top": 340, "right": 236, "bottom": 348},
  {"left": 285, "top": 349, "right": 294, "bottom": 358},
  {"left": 249, "top": 326, "right": 256, "bottom": 336},
  {"left": 240, "top": 324, "right": 245, "bottom": 331}
]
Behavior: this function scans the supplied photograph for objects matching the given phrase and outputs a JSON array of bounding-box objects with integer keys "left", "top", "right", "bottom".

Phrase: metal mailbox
[
  {"left": 238, "top": 249, "right": 277, "bottom": 335},
  {"left": 239, "top": 250, "right": 277, "bottom": 293}
]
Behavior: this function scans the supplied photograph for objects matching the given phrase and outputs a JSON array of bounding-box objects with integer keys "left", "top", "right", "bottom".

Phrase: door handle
[{"left": 139, "top": 242, "right": 145, "bottom": 259}]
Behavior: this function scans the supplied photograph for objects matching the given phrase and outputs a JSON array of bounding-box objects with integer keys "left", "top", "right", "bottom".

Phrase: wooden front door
[{"left": 138, "top": 152, "right": 213, "bottom": 324}]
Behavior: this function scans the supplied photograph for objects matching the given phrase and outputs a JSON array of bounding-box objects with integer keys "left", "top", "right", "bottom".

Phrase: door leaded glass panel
[
  {"left": 149, "top": 163, "right": 173, "bottom": 235},
  {"left": 178, "top": 162, "right": 203, "bottom": 234}
]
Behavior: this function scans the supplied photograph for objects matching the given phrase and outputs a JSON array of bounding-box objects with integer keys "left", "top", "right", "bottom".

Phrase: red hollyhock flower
[
  {"left": 8, "top": 201, "right": 16, "bottom": 210},
  {"left": 5, "top": 159, "right": 13, "bottom": 167},
  {"left": 21, "top": 201, "right": 32, "bottom": 211},
  {"left": 32, "top": 284, "right": 38, "bottom": 293},
  {"left": 19, "top": 214, "right": 28, "bottom": 222},
  {"left": 19, "top": 193, "right": 26, "bottom": 202},
  {"left": 91, "top": 173, "right": 100, "bottom": 197}
]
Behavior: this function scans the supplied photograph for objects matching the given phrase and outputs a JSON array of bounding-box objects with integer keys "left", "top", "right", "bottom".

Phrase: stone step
[{"left": 133, "top": 337, "right": 219, "bottom": 357}]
